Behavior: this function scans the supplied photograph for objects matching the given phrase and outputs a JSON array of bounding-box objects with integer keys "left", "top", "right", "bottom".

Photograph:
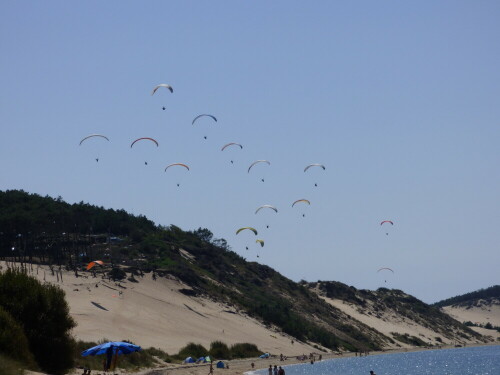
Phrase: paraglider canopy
[
  {"left": 164, "top": 163, "right": 190, "bottom": 171},
  {"left": 377, "top": 267, "right": 394, "bottom": 273},
  {"left": 79, "top": 134, "right": 109, "bottom": 145},
  {"left": 248, "top": 160, "right": 271, "bottom": 173},
  {"left": 130, "top": 137, "right": 159, "bottom": 148},
  {"left": 377, "top": 267, "right": 394, "bottom": 283},
  {"left": 192, "top": 114, "right": 217, "bottom": 125},
  {"left": 221, "top": 142, "right": 243, "bottom": 151},
  {"left": 151, "top": 84, "right": 173, "bottom": 95},
  {"left": 304, "top": 163, "right": 326, "bottom": 172},
  {"left": 86, "top": 260, "right": 104, "bottom": 271},
  {"left": 380, "top": 220, "right": 394, "bottom": 235},
  {"left": 255, "top": 205, "right": 278, "bottom": 214},
  {"left": 292, "top": 199, "right": 310, "bottom": 207},
  {"left": 236, "top": 227, "right": 258, "bottom": 235}
]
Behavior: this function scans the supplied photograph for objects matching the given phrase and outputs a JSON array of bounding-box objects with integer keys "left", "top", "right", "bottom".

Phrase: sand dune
[
  {"left": 442, "top": 301, "right": 500, "bottom": 341},
  {"left": 321, "top": 297, "right": 441, "bottom": 347},
  {"left": 2, "top": 263, "right": 315, "bottom": 355},
  {"left": 442, "top": 301, "right": 500, "bottom": 326}
]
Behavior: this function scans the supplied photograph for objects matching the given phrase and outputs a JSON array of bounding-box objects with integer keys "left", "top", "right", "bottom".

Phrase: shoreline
[{"left": 131, "top": 342, "right": 499, "bottom": 375}]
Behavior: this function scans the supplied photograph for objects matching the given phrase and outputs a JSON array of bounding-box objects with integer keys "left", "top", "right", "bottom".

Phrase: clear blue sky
[{"left": 1, "top": 1, "right": 499, "bottom": 303}]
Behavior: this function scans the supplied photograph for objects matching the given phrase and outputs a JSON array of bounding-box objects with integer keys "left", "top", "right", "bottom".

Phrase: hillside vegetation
[
  {"left": 0, "top": 189, "right": 488, "bottom": 360},
  {"left": 308, "top": 281, "right": 484, "bottom": 346},
  {"left": 433, "top": 286, "right": 500, "bottom": 308}
]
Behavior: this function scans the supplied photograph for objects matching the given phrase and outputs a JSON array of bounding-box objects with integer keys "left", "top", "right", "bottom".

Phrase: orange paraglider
[{"left": 86, "top": 260, "right": 104, "bottom": 271}]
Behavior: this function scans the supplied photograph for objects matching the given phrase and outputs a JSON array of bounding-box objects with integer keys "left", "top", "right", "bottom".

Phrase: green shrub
[
  {"left": 108, "top": 268, "right": 127, "bottom": 280},
  {"left": 0, "top": 354, "right": 25, "bottom": 375},
  {"left": 391, "top": 332, "right": 427, "bottom": 346},
  {"left": 177, "top": 343, "right": 208, "bottom": 360},
  {"left": 0, "top": 269, "right": 76, "bottom": 375},
  {"left": 143, "top": 347, "right": 174, "bottom": 363},
  {"left": 0, "top": 306, "right": 37, "bottom": 369},
  {"left": 230, "top": 343, "right": 261, "bottom": 358},
  {"left": 209, "top": 341, "right": 230, "bottom": 359}
]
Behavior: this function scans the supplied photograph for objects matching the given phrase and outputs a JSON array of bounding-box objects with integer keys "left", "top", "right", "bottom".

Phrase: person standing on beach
[
  {"left": 278, "top": 366, "right": 285, "bottom": 375},
  {"left": 208, "top": 361, "right": 213, "bottom": 375},
  {"left": 273, "top": 365, "right": 278, "bottom": 375},
  {"left": 268, "top": 365, "right": 272, "bottom": 375}
]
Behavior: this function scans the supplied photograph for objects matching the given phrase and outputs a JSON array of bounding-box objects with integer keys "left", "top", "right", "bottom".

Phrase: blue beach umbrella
[{"left": 81, "top": 341, "right": 142, "bottom": 357}]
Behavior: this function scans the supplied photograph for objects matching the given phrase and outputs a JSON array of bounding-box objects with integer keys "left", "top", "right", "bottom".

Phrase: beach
[
  {"left": 111, "top": 343, "right": 498, "bottom": 375},
  {"left": 4, "top": 262, "right": 497, "bottom": 375}
]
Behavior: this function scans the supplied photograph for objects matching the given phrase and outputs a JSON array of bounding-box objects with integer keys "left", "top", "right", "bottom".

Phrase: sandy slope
[
  {"left": 442, "top": 301, "right": 500, "bottom": 341},
  {"left": 442, "top": 301, "right": 500, "bottom": 326},
  {"left": 2, "top": 262, "right": 314, "bottom": 355},
  {"left": 319, "top": 296, "right": 486, "bottom": 347}
]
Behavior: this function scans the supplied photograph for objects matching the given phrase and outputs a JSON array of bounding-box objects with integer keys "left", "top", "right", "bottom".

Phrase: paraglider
[
  {"left": 248, "top": 160, "right": 270, "bottom": 173},
  {"left": 255, "top": 205, "right": 277, "bottom": 228},
  {"left": 255, "top": 205, "right": 278, "bottom": 214},
  {"left": 377, "top": 267, "right": 394, "bottom": 283},
  {"left": 165, "top": 163, "right": 190, "bottom": 187},
  {"left": 79, "top": 134, "right": 110, "bottom": 145},
  {"left": 164, "top": 163, "right": 190, "bottom": 171},
  {"left": 86, "top": 260, "right": 104, "bottom": 271},
  {"left": 221, "top": 142, "right": 243, "bottom": 151},
  {"left": 130, "top": 137, "right": 159, "bottom": 148},
  {"left": 236, "top": 227, "right": 258, "bottom": 236},
  {"left": 248, "top": 160, "right": 271, "bottom": 182},
  {"left": 292, "top": 199, "right": 310, "bottom": 207},
  {"left": 221, "top": 143, "right": 243, "bottom": 164},
  {"left": 256, "top": 239, "right": 264, "bottom": 247},
  {"left": 79, "top": 134, "right": 109, "bottom": 162},
  {"left": 292, "top": 199, "right": 310, "bottom": 217},
  {"left": 192, "top": 114, "right": 217, "bottom": 139},
  {"left": 151, "top": 84, "right": 173, "bottom": 95},
  {"left": 304, "top": 164, "right": 326, "bottom": 172},
  {"left": 130, "top": 138, "right": 159, "bottom": 166},
  {"left": 380, "top": 220, "right": 394, "bottom": 235},
  {"left": 151, "top": 84, "right": 173, "bottom": 110},
  {"left": 192, "top": 114, "right": 217, "bottom": 125},
  {"left": 304, "top": 163, "right": 325, "bottom": 186},
  {"left": 377, "top": 267, "right": 394, "bottom": 273}
]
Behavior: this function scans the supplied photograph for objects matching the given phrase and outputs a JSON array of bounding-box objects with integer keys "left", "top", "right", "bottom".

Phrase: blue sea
[{"left": 252, "top": 346, "right": 500, "bottom": 375}]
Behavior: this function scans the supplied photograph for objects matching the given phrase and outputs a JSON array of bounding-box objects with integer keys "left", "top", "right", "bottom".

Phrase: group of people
[
  {"left": 268, "top": 364, "right": 286, "bottom": 375},
  {"left": 295, "top": 352, "right": 322, "bottom": 364},
  {"left": 355, "top": 351, "right": 370, "bottom": 356}
]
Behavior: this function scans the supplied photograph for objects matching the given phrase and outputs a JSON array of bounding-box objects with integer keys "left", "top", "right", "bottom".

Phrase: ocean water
[{"left": 252, "top": 346, "right": 500, "bottom": 375}]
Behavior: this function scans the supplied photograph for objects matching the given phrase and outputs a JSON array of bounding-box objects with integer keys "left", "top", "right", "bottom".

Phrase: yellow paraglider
[
  {"left": 255, "top": 205, "right": 278, "bottom": 214},
  {"left": 292, "top": 199, "right": 310, "bottom": 207},
  {"left": 236, "top": 227, "right": 258, "bottom": 236}
]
